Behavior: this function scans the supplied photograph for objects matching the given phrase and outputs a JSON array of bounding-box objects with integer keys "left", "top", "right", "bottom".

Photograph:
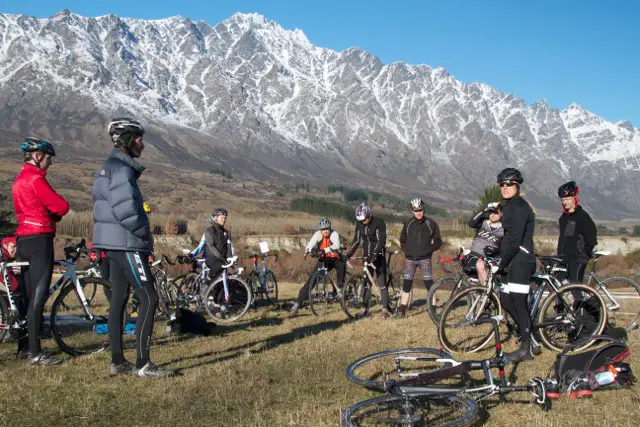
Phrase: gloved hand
[
  {"left": 492, "top": 264, "right": 507, "bottom": 275},
  {"left": 310, "top": 247, "right": 319, "bottom": 257}
]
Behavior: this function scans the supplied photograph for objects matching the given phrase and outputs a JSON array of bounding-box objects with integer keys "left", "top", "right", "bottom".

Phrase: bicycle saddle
[{"left": 537, "top": 255, "right": 566, "bottom": 264}]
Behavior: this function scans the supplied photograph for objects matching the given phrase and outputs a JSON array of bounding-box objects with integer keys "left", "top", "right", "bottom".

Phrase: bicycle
[
  {"left": 150, "top": 254, "right": 190, "bottom": 317},
  {"left": 438, "top": 254, "right": 607, "bottom": 354},
  {"left": 203, "top": 255, "right": 252, "bottom": 323},
  {"left": 427, "top": 248, "right": 478, "bottom": 324},
  {"left": 341, "top": 250, "right": 410, "bottom": 320},
  {"left": 246, "top": 252, "right": 279, "bottom": 306},
  {"left": 0, "top": 240, "right": 114, "bottom": 357},
  {"left": 177, "top": 254, "right": 210, "bottom": 311},
  {"left": 580, "top": 250, "right": 640, "bottom": 331},
  {"left": 305, "top": 250, "right": 345, "bottom": 317},
  {"left": 342, "top": 315, "right": 551, "bottom": 426}
]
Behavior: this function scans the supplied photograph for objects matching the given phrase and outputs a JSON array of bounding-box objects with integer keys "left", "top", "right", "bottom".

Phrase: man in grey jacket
[
  {"left": 93, "top": 118, "right": 174, "bottom": 378},
  {"left": 289, "top": 217, "right": 344, "bottom": 317}
]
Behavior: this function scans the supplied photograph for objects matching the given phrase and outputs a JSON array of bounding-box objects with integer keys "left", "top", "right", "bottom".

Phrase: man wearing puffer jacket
[{"left": 92, "top": 118, "right": 174, "bottom": 378}]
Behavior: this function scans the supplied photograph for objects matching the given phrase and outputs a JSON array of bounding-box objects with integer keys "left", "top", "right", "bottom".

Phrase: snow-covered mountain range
[{"left": 1, "top": 10, "right": 638, "bottom": 218}]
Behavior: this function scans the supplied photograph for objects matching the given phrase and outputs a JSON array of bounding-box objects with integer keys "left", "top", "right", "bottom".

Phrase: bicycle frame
[
  {"left": 387, "top": 316, "right": 541, "bottom": 403},
  {"left": 1, "top": 261, "right": 29, "bottom": 321},
  {"left": 52, "top": 257, "right": 97, "bottom": 320}
]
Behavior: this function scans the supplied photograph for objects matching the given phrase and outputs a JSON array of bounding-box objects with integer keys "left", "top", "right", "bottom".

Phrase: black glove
[
  {"left": 496, "top": 265, "right": 507, "bottom": 276},
  {"left": 310, "top": 247, "right": 320, "bottom": 257}
]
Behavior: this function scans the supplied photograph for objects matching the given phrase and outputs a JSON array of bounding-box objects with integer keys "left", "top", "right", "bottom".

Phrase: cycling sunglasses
[{"left": 499, "top": 181, "right": 518, "bottom": 188}]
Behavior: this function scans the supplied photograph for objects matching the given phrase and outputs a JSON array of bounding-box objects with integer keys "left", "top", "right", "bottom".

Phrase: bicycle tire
[
  {"left": 50, "top": 277, "right": 114, "bottom": 357},
  {"left": 597, "top": 276, "right": 640, "bottom": 331},
  {"left": 341, "top": 394, "right": 478, "bottom": 427},
  {"left": 179, "top": 272, "right": 202, "bottom": 310},
  {"left": 387, "top": 272, "right": 412, "bottom": 312},
  {"left": 309, "top": 272, "right": 330, "bottom": 316},
  {"left": 438, "top": 286, "right": 502, "bottom": 354},
  {"left": 345, "top": 347, "right": 460, "bottom": 392},
  {"left": 203, "top": 277, "right": 252, "bottom": 323},
  {"left": 537, "top": 284, "right": 607, "bottom": 352},
  {"left": 427, "top": 276, "right": 469, "bottom": 325},
  {"left": 0, "top": 295, "right": 8, "bottom": 342},
  {"left": 265, "top": 270, "right": 279, "bottom": 304},
  {"left": 341, "top": 274, "right": 371, "bottom": 320}
]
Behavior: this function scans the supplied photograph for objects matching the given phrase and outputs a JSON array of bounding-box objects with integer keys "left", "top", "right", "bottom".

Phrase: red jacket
[{"left": 12, "top": 164, "right": 69, "bottom": 236}]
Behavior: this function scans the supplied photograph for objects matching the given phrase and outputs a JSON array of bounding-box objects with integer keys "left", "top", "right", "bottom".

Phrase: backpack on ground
[
  {"left": 551, "top": 335, "right": 635, "bottom": 397},
  {"left": 165, "top": 308, "right": 216, "bottom": 336}
]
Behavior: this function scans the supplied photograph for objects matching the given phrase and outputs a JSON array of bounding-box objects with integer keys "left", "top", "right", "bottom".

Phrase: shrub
[
  {"left": 165, "top": 216, "right": 178, "bottom": 235},
  {"left": 283, "top": 224, "right": 297, "bottom": 235}
]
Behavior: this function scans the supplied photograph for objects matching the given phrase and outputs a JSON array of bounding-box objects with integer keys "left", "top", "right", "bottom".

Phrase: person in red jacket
[{"left": 11, "top": 137, "right": 69, "bottom": 365}]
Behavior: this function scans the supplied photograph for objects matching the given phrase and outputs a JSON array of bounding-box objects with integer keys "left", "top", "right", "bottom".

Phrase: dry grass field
[{"left": 1, "top": 281, "right": 639, "bottom": 427}]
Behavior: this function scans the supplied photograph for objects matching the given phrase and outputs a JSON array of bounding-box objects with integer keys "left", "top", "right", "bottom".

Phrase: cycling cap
[
  {"left": 355, "top": 202, "right": 371, "bottom": 221},
  {"left": 20, "top": 137, "right": 56, "bottom": 156},
  {"left": 497, "top": 168, "right": 524, "bottom": 185},
  {"left": 410, "top": 198, "right": 424, "bottom": 211},
  {"left": 558, "top": 181, "right": 579, "bottom": 198},
  {"left": 317, "top": 217, "right": 331, "bottom": 230},
  {"left": 108, "top": 118, "right": 145, "bottom": 147}
]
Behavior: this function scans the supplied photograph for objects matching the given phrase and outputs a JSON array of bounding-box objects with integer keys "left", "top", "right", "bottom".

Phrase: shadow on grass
[{"left": 162, "top": 318, "right": 350, "bottom": 371}]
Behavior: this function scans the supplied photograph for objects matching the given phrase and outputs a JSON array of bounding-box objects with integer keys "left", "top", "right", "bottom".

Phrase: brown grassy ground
[{"left": 0, "top": 281, "right": 639, "bottom": 427}]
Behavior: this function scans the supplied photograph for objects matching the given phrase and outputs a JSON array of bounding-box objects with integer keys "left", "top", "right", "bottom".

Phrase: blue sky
[{"left": 2, "top": 0, "right": 638, "bottom": 125}]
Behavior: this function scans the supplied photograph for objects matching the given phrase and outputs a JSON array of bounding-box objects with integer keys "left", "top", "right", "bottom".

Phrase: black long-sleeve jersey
[
  {"left": 346, "top": 216, "right": 386, "bottom": 259},
  {"left": 498, "top": 194, "right": 536, "bottom": 269}
]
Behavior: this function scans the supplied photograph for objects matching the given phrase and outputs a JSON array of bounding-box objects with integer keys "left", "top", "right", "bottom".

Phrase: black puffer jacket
[
  {"left": 400, "top": 216, "right": 442, "bottom": 260},
  {"left": 498, "top": 194, "right": 536, "bottom": 269}
]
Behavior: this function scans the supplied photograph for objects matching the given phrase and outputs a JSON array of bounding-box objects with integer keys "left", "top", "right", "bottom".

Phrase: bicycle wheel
[
  {"left": 203, "top": 277, "right": 252, "bottom": 323},
  {"left": 427, "top": 276, "right": 469, "bottom": 325},
  {"left": 178, "top": 272, "right": 202, "bottom": 310},
  {"left": 387, "top": 273, "right": 412, "bottom": 312},
  {"left": 346, "top": 348, "right": 467, "bottom": 392},
  {"left": 50, "top": 277, "right": 116, "bottom": 357},
  {"left": 264, "top": 271, "right": 279, "bottom": 304},
  {"left": 341, "top": 274, "right": 371, "bottom": 320},
  {"left": 537, "top": 284, "right": 607, "bottom": 352},
  {"left": 597, "top": 276, "right": 640, "bottom": 331},
  {"left": 342, "top": 394, "right": 478, "bottom": 427},
  {"left": 309, "top": 273, "right": 330, "bottom": 316},
  {"left": 438, "top": 286, "right": 503, "bottom": 354}
]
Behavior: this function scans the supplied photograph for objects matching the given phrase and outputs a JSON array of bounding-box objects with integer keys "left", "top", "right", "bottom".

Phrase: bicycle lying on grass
[{"left": 342, "top": 315, "right": 552, "bottom": 426}]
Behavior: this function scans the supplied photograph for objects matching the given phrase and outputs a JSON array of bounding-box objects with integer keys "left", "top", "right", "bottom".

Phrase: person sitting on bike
[
  {"left": 556, "top": 181, "right": 597, "bottom": 284},
  {"left": 396, "top": 198, "right": 442, "bottom": 318},
  {"left": 289, "top": 217, "right": 345, "bottom": 317},
  {"left": 93, "top": 118, "right": 174, "bottom": 378},
  {"left": 204, "top": 208, "right": 234, "bottom": 282},
  {"left": 466, "top": 201, "right": 504, "bottom": 286},
  {"left": 12, "top": 137, "right": 69, "bottom": 365},
  {"left": 495, "top": 168, "right": 537, "bottom": 363},
  {"left": 346, "top": 203, "right": 390, "bottom": 319}
]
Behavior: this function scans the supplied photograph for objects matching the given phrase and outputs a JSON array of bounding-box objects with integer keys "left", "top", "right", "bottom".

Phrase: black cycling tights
[
  {"left": 16, "top": 234, "right": 54, "bottom": 356},
  {"left": 105, "top": 251, "right": 159, "bottom": 368}
]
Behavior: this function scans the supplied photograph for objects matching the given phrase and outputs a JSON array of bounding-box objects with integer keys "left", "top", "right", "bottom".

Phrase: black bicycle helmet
[
  {"left": 558, "top": 181, "right": 579, "bottom": 198},
  {"left": 20, "top": 137, "right": 56, "bottom": 156},
  {"left": 497, "top": 168, "right": 524, "bottom": 185},
  {"left": 108, "top": 117, "right": 145, "bottom": 147},
  {"left": 209, "top": 208, "right": 228, "bottom": 223}
]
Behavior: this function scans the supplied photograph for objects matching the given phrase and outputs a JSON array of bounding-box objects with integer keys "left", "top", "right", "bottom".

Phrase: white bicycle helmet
[
  {"left": 317, "top": 217, "right": 331, "bottom": 230},
  {"left": 410, "top": 198, "right": 424, "bottom": 211},
  {"left": 355, "top": 203, "right": 371, "bottom": 221}
]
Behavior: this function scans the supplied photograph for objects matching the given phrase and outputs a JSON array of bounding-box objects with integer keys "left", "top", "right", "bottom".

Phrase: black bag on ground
[
  {"left": 166, "top": 308, "right": 216, "bottom": 336},
  {"left": 553, "top": 335, "right": 634, "bottom": 393}
]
